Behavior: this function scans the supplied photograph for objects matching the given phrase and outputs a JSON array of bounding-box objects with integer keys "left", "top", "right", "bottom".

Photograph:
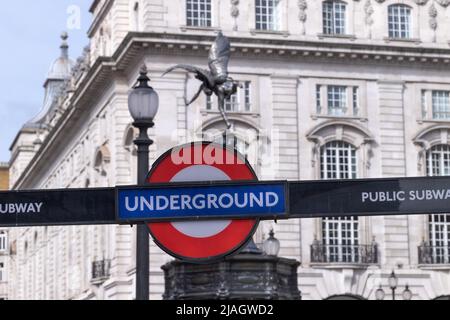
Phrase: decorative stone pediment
[
  {"left": 306, "top": 120, "right": 375, "bottom": 148},
  {"left": 413, "top": 125, "right": 450, "bottom": 173},
  {"left": 307, "top": 120, "right": 376, "bottom": 172},
  {"left": 414, "top": 125, "right": 450, "bottom": 150}
]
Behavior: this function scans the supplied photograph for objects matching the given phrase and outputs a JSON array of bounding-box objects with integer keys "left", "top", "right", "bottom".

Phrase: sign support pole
[{"left": 134, "top": 121, "right": 153, "bottom": 300}]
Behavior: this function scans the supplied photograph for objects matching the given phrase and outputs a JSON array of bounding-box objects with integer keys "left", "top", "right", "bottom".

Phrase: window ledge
[
  {"left": 383, "top": 37, "right": 421, "bottom": 45},
  {"left": 201, "top": 110, "right": 260, "bottom": 118},
  {"left": 417, "top": 119, "right": 450, "bottom": 124},
  {"left": 250, "top": 29, "right": 289, "bottom": 37},
  {"left": 317, "top": 33, "right": 356, "bottom": 40},
  {"left": 180, "top": 25, "right": 221, "bottom": 32},
  {"left": 312, "top": 114, "right": 368, "bottom": 122},
  {"left": 310, "top": 263, "right": 378, "bottom": 269},
  {"left": 417, "top": 264, "right": 450, "bottom": 270}
]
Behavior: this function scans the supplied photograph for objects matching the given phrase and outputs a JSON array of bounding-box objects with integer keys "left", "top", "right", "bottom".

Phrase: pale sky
[{"left": 0, "top": 1, "right": 92, "bottom": 162}]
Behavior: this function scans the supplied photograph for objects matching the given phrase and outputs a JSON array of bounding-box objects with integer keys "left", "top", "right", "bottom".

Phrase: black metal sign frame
[
  {"left": 2, "top": 176, "right": 450, "bottom": 227},
  {"left": 0, "top": 188, "right": 115, "bottom": 227}
]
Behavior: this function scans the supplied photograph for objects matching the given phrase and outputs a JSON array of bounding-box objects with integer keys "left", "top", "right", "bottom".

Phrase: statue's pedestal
[{"left": 161, "top": 250, "right": 301, "bottom": 300}]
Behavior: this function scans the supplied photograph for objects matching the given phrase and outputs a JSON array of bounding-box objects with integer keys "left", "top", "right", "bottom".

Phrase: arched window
[
  {"left": 320, "top": 141, "right": 357, "bottom": 180},
  {"left": 325, "top": 294, "right": 365, "bottom": 300},
  {"left": 186, "top": 0, "right": 212, "bottom": 27},
  {"left": 322, "top": 1, "right": 347, "bottom": 35},
  {"left": 212, "top": 132, "right": 249, "bottom": 159},
  {"left": 255, "top": 0, "right": 281, "bottom": 31},
  {"left": 93, "top": 145, "right": 111, "bottom": 187},
  {"left": 388, "top": 4, "right": 411, "bottom": 39},
  {"left": 426, "top": 144, "right": 450, "bottom": 264},
  {"left": 434, "top": 295, "right": 450, "bottom": 300},
  {"left": 320, "top": 141, "right": 359, "bottom": 263},
  {"left": 202, "top": 119, "right": 263, "bottom": 175}
]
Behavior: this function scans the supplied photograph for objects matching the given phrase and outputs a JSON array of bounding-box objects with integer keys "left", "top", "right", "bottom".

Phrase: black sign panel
[
  {"left": 288, "top": 176, "right": 450, "bottom": 218},
  {"left": 0, "top": 188, "right": 116, "bottom": 227},
  {"left": 2, "top": 176, "right": 450, "bottom": 227}
]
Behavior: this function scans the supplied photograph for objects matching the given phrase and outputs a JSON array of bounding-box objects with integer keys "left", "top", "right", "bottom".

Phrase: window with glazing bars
[
  {"left": 427, "top": 144, "right": 450, "bottom": 263},
  {"left": 432, "top": 91, "right": 450, "bottom": 120},
  {"left": 322, "top": 1, "right": 346, "bottom": 35},
  {"left": 225, "top": 92, "right": 239, "bottom": 112},
  {"left": 352, "top": 87, "right": 359, "bottom": 116},
  {"left": 206, "top": 95, "right": 213, "bottom": 110},
  {"left": 428, "top": 214, "right": 450, "bottom": 264},
  {"left": 207, "top": 82, "right": 252, "bottom": 112},
  {"left": 316, "top": 85, "right": 322, "bottom": 114},
  {"left": 255, "top": 0, "right": 280, "bottom": 31},
  {"left": 327, "top": 86, "right": 347, "bottom": 116},
  {"left": 244, "top": 81, "right": 252, "bottom": 111},
  {"left": 321, "top": 141, "right": 359, "bottom": 263},
  {"left": 322, "top": 216, "right": 359, "bottom": 263},
  {"left": 421, "top": 90, "right": 427, "bottom": 119},
  {"left": 0, "top": 232, "right": 6, "bottom": 252},
  {"left": 186, "top": 0, "right": 212, "bottom": 27},
  {"left": 388, "top": 4, "right": 411, "bottom": 39},
  {"left": 0, "top": 263, "right": 4, "bottom": 282},
  {"left": 428, "top": 145, "right": 450, "bottom": 177}
]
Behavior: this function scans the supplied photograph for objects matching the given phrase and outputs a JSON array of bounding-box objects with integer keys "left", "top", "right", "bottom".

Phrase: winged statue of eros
[{"left": 162, "top": 32, "right": 239, "bottom": 129}]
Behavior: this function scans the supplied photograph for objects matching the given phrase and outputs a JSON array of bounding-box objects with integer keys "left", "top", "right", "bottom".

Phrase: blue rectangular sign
[{"left": 117, "top": 182, "right": 287, "bottom": 222}]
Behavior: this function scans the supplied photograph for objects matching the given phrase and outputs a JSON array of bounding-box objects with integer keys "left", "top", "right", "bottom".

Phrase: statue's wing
[
  {"left": 208, "top": 32, "right": 230, "bottom": 83},
  {"left": 163, "top": 64, "right": 214, "bottom": 88}
]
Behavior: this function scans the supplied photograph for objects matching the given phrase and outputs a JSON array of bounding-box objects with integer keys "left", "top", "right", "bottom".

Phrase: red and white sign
[{"left": 147, "top": 142, "right": 259, "bottom": 263}]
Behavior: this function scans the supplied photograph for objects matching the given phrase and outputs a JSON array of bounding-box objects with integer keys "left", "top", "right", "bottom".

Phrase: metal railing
[
  {"left": 418, "top": 243, "right": 450, "bottom": 264},
  {"left": 311, "top": 243, "right": 378, "bottom": 264},
  {"left": 91, "top": 259, "right": 111, "bottom": 284}
]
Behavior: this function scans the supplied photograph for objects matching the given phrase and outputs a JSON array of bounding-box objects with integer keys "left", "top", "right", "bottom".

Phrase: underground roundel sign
[{"left": 146, "top": 142, "right": 259, "bottom": 263}]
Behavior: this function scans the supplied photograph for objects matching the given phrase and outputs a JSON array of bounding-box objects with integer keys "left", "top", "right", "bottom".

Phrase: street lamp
[
  {"left": 388, "top": 270, "right": 398, "bottom": 300},
  {"left": 375, "top": 285, "right": 385, "bottom": 301},
  {"left": 402, "top": 285, "right": 413, "bottom": 301},
  {"left": 128, "top": 64, "right": 159, "bottom": 300},
  {"left": 263, "top": 229, "right": 281, "bottom": 256},
  {"left": 375, "top": 270, "right": 413, "bottom": 300}
]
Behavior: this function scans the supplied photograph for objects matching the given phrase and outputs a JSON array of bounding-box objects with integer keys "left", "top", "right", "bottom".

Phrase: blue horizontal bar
[{"left": 117, "top": 182, "right": 287, "bottom": 222}]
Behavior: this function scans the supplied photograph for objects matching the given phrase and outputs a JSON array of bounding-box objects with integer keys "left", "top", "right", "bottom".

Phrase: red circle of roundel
[{"left": 147, "top": 142, "right": 259, "bottom": 263}]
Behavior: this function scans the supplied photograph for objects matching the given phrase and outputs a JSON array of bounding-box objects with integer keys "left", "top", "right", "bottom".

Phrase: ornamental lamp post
[
  {"left": 263, "top": 229, "right": 281, "bottom": 257},
  {"left": 402, "top": 285, "right": 413, "bottom": 301},
  {"left": 128, "top": 65, "right": 159, "bottom": 300},
  {"left": 375, "top": 270, "right": 413, "bottom": 300},
  {"left": 375, "top": 285, "right": 385, "bottom": 301},
  {"left": 388, "top": 270, "right": 398, "bottom": 300}
]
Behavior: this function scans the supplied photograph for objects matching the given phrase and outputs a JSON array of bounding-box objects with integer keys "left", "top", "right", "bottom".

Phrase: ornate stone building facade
[
  {"left": 7, "top": 0, "right": 450, "bottom": 299},
  {"left": 0, "top": 162, "right": 9, "bottom": 299}
]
